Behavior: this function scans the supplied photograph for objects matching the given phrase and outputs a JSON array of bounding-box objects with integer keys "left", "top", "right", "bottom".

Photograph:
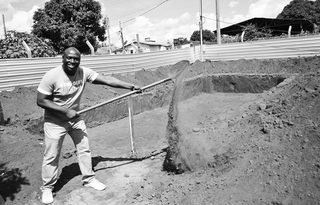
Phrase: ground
[{"left": 1, "top": 57, "right": 320, "bottom": 205}]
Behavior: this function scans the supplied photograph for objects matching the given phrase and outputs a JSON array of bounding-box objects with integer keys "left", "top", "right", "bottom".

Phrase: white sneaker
[
  {"left": 41, "top": 189, "right": 53, "bottom": 204},
  {"left": 83, "top": 178, "right": 106, "bottom": 191}
]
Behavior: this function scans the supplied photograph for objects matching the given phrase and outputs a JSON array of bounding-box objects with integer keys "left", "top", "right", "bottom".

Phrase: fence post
[
  {"left": 288, "top": 25, "right": 292, "bottom": 38},
  {"left": 22, "top": 41, "right": 32, "bottom": 58},
  {"left": 86, "top": 40, "right": 95, "bottom": 55},
  {"left": 241, "top": 31, "right": 245, "bottom": 42}
]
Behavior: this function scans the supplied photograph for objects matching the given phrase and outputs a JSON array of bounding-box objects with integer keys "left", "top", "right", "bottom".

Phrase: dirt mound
[{"left": 1, "top": 56, "right": 320, "bottom": 204}]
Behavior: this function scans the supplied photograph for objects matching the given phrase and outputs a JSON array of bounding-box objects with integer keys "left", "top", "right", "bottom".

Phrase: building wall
[{"left": 122, "top": 43, "right": 171, "bottom": 54}]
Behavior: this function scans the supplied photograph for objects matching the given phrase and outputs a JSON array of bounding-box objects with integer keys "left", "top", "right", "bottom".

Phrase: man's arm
[
  {"left": 36, "top": 92, "right": 78, "bottom": 119},
  {"left": 92, "top": 75, "right": 140, "bottom": 91}
]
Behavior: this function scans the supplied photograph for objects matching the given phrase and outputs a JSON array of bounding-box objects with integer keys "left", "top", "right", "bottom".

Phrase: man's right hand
[{"left": 66, "top": 109, "right": 79, "bottom": 119}]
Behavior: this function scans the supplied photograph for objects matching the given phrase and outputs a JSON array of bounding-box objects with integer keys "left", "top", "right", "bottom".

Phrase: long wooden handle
[
  {"left": 78, "top": 62, "right": 188, "bottom": 115},
  {"left": 77, "top": 77, "right": 172, "bottom": 114},
  {"left": 127, "top": 95, "right": 136, "bottom": 154}
]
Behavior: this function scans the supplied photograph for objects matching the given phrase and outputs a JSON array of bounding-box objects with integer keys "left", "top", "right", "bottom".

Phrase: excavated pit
[
  {"left": 83, "top": 74, "right": 285, "bottom": 126},
  {"left": 162, "top": 73, "right": 285, "bottom": 173},
  {"left": 24, "top": 73, "right": 286, "bottom": 142},
  {"left": 24, "top": 73, "right": 283, "bottom": 135}
]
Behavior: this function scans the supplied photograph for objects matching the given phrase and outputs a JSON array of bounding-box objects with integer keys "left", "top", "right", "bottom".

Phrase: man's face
[{"left": 62, "top": 49, "right": 81, "bottom": 74}]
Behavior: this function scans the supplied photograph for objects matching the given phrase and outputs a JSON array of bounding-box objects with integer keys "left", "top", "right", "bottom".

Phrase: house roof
[
  {"left": 124, "top": 41, "right": 171, "bottom": 47},
  {"left": 214, "top": 17, "right": 314, "bottom": 36}
]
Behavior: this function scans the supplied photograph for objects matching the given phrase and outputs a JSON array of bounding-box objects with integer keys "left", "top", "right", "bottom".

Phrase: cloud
[
  {"left": 223, "top": 0, "right": 292, "bottom": 27},
  {"left": 0, "top": 4, "right": 39, "bottom": 38},
  {"left": 0, "top": 3, "right": 16, "bottom": 21},
  {"left": 6, "top": 5, "right": 39, "bottom": 32},
  {"left": 111, "top": 12, "right": 197, "bottom": 46},
  {"left": 229, "top": 1, "right": 239, "bottom": 8},
  {"left": 180, "top": 12, "right": 191, "bottom": 21},
  {"left": 247, "top": 0, "right": 291, "bottom": 18},
  {"left": 0, "top": 0, "right": 20, "bottom": 9}
]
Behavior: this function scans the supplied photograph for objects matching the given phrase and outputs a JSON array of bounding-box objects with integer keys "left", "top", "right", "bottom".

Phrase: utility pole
[
  {"left": 216, "top": 0, "right": 221, "bottom": 44},
  {"left": 2, "top": 14, "right": 6, "bottom": 39},
  {"left": 136, "top": 34, "right": 141, "bottom": 53},
  {"left": 106, "top": 16, "right": 112, "bottom": 54},
  {"left": 199, "top": 0, "right": 203, "bottom": 61},
  {"left": 119, "top": 21, "right": 125, "bottom": 54}
]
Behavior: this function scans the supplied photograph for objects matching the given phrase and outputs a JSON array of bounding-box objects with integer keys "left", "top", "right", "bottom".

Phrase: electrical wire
[
  {"left": 202, "top": 16, "right": 239, "bottom": 27},
  {"left": 123, "top": 0, "right": 169, "bottom": 24},
  {"left": 108, "top": 0, "right": 164, "bottom": 21},
  {"left": 104, "top": 0, "right": 130, "bottom": 7}
]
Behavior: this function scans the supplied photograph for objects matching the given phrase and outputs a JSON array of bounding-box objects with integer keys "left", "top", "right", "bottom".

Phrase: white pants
[{"left": 41, "top": 118, "right": 95, "bottom": 191}]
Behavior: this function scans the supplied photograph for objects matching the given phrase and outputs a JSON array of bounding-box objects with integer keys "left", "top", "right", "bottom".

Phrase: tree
[
  {"left": 241, "top": 24, "right": 272, "bottom": 41},
  {"left": 277, "top": 0, "right": 320, "bottom": 26},
  {"left": 173, "top": 38, "right": 189, "bottom": 47},
  {"left": 0, "top": 31, "right": 57, "bottom": 59},
  {"left": 190, "top": 29, "right": 216, "bottom": 42},
  {"left": 32, "top": 0, "right": 106, "bottom": 53}
]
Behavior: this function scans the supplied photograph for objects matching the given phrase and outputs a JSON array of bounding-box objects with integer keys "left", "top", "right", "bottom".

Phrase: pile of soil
[{"left": 1, "top": 56, "right": 320, "bottom": 205}]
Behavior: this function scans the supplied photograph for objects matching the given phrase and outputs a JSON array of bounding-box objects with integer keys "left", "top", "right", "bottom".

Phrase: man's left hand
[{"left": 131, "top": 84, "right": 142, "bottom": 93}]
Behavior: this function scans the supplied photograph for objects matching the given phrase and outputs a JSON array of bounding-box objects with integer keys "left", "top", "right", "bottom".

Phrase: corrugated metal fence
[
  {"left": 203, "top": 35, "right": 320, "bottom": 61},
  {"left": 1, "top": 35, "right": 320, "bottom": 91},
  {"left": 0, "top": 47, "right": 195, "bottom": 91}
]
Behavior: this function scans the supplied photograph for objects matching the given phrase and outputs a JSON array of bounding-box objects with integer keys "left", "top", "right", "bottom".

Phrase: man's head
[{"left": 62, "top": 47, "right": 81, "bottom": 75}]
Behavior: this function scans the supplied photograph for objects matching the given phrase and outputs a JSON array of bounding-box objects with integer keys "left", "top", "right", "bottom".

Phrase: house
[
  {"left": 116, "top": 38, "right": 172, "bottom": 54},
  {"left": 214, "top": 17, "right": 314, "bottom": 36}
]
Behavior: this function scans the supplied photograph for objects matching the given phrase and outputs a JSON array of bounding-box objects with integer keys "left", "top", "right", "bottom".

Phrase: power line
[
  {"left": 202, "top": 15, "right": 237, "bottom": 27},
  {"left": 123, "top": 0, "right": 169, "bottom": 24},
  {"left": 108, "top": 0, "right": 164, "bottom": 21},
  {"left": 104, "top": 0, "right": 130, "bottom": 7}
]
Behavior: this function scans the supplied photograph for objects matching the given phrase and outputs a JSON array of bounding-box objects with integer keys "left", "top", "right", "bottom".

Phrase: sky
[{"left": 0, "top": 0, "right": 295, "bottom": 47}]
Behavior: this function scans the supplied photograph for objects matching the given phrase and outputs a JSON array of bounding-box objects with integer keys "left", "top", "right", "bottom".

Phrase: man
[{"left": 37, "top": 47, "right": 140, "bottom": 204}]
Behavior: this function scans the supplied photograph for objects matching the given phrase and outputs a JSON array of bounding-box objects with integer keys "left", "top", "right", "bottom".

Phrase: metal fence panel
[
  {"left": 1, "top": 35, "right": 320, "bottom": 91},
  {"left": 0, "top": 47, "right": 195, "bottom": 91},
  {"left": 203, "top": 35, "right": 320, "bottom": 61}
]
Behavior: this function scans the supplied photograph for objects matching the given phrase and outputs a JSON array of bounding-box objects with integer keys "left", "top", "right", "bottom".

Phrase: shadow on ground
[
  {"left": 0, "top": 163, "right": 30, "bottom": 202},
  {"left": 53, "top": 150, "right": 165, "bottom": 193}
]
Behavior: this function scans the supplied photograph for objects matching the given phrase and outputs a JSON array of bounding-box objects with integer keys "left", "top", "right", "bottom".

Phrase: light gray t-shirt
[{"left": 37, "top": 65, "right": 98, "bottom": 122}]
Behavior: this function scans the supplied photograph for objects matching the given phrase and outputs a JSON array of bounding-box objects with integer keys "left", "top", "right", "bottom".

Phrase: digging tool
[
  {"left": 77, "top": 61, "right": 189, "bottom": 157},
  {"left": 127, "top": 95, "right": 136, "bottom": 156},
  {"left": 77, "top": 62, "right": 189, "bottom": 115},
  {"left": 77, "top": 76, "right": 174, "bottom": 115}
]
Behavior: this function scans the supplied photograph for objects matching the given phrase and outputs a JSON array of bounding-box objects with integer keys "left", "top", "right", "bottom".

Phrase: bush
[{"left": 0, "top": 31, "right": 58, "bottom": 59}]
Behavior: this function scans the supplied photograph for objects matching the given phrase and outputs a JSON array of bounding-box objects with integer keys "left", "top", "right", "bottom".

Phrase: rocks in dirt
[
  {"left": 192, "top": 127, "right": 201, "bottom": 132},
  {"left": 282, "top": 120, "right": 294, "bottom": 126},
  {"left": 248, "top": 102, "right": 268, "bottom": 111},
  {"left": 305, "top": 87, "right": 316, "bottom": 93}
]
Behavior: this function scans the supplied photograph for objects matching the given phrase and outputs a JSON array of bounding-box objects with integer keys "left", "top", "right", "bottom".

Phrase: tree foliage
[
  {"left": 173, "top": 38, "right": 189, "bottom": 46},
  {"left": 277, "top": 0, "right": 320, "bottom": 26},
  {"left": 241, "top": 24, "right": 273, "bottom": 41},
  {"left": 190, "top": 29, "right": 216, "bottom": 42},
  {"left": 32, "top": 0, "right": 106, "bottom": 54},
  {"left": 0, "top": 31, "right": 57, "bottom": 59}
]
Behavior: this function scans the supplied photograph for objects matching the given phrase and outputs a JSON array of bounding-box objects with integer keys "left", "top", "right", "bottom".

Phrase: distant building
[
  {"left": 114, "top": 37, "right": 172, "bottom": 54},
  {"left": 213, "top": 17, "right": 314, "bottom": 36}
]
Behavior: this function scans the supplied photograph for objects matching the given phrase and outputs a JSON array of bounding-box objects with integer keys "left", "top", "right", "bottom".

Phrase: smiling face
[{"left": 62, "top": 47, "right": 81, "bottom": 75}]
